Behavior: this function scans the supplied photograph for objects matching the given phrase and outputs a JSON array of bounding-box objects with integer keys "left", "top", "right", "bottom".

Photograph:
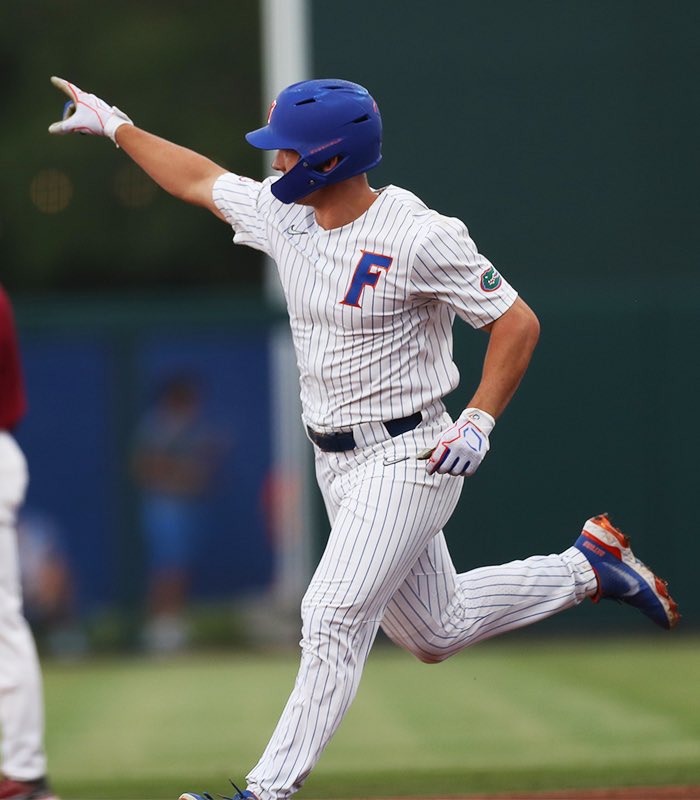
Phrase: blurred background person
[
  {"left": 130, "top": 373, "right": 222, "bottom": 654},
  {"left": 0, "top": 284, "right": 58, "bottom": 800},
  {"left": 17, "top": 509, "right": 86, "bottom": 660}
]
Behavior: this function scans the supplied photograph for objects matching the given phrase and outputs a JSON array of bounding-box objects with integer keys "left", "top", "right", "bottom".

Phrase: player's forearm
[
  {"left": 114, "top": 125, "right": 227, "bottom": 210},
  {"left": 468, "top": 298, "right": 540, "bottom": 419}
]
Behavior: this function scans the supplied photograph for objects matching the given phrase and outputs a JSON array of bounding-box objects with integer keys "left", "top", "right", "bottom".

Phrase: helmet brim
[{"left": 245, "top": 125, "right": 294, "bottom": 151}]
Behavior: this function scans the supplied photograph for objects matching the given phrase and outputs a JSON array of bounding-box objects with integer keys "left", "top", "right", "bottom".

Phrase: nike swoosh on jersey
[
  {"left": 382, "top": 455, "right": 410, "bottom": 465},
  {"left": 286, "top": 224, "right": 309, "bottom": 236}
]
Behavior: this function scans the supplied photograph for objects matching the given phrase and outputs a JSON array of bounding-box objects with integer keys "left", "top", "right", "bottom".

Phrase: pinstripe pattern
[
  {"left": 213, "top": 175, "right": 517, "bottom": 431},
  {"left": 212, "top": 174, "right": 597, "bottom": 800},
  {"left": 247, "top": 418, "right": 462, "bottom": 799},
  {"left": 382, "top": 545, "right": 594, "bottom": 662},
  {"left": 245, "top": 420, "right": 596, "bottom": 800}
]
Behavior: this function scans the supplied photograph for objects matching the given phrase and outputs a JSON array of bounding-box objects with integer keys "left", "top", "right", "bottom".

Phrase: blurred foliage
[{"left": 1, "top": 0, "right": 265, "bottom": 292}]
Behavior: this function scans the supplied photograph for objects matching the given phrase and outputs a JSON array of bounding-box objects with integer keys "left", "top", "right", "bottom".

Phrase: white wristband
[
  {"left": 462, "top": 407, "right": 496, "bottom": 436},
  {"left": 104, "top": 106, "right": 133, "bottom": 146}
]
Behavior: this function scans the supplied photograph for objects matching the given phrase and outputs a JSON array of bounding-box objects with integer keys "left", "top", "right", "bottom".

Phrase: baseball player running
[
  {"left": 48, "top": 76, "right": 679, "bottom": 800},
  {"left": 0, "top": 285, "right": 59, "bottom": 800}
]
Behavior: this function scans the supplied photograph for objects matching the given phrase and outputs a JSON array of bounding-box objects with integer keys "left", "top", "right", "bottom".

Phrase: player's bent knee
[
  {"left": 414, "top": 649, "right": 450, "bottom": 664},
  {"left": 394, "top": 639, "right": 451, "bottom": 663},
  {"left": 381, "top": 623, "right": 454, "bottom": 663}
]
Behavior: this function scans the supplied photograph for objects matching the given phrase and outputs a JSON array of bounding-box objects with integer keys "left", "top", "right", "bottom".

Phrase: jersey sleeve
[
  {"left": 212, "top": 173, "right": 275, "bottom": 256},
  {"left": 411, "top": 215, "right": 518, "bottom": 328}
]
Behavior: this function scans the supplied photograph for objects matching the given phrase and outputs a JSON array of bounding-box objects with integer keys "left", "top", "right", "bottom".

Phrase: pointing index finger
[
  {"left": 50, "top": 76, "right": 76, "bottom": 100},
  {"left": 48, "top": 76, "right": 79, "bottom": 134}
]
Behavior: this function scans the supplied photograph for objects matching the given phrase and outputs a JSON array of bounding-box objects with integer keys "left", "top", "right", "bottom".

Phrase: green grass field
[{"left": 43, "top": 635, "right": 700, "bottom": 799}]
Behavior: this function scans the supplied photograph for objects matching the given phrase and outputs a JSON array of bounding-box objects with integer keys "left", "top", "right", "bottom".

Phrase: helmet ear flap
[{"left": 269, "top": 157, "right": 336, "bottom": 203}]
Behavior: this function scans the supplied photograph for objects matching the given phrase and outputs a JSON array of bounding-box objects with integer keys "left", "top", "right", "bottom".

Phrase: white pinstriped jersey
[{"left": 213, "top": 174, "right": 518, "bottom": 431}]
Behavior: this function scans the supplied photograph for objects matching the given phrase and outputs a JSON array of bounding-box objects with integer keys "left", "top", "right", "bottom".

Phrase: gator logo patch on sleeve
[{"left": 480, "top": 266, "right": 502, "bottom": 292}]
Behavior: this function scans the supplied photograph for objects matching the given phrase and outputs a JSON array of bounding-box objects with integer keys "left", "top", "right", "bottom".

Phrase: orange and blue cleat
[{"left": 575, "top": 514, "right": 680, "bottom": 630}]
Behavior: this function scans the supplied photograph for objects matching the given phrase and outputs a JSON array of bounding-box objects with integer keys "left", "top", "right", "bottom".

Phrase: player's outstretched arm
[
  {"left": 48, "top": 77, "right": 227, "bottom": 218},
  {"left": 113, "top": 126, "right": 227, "bottom": 217}
]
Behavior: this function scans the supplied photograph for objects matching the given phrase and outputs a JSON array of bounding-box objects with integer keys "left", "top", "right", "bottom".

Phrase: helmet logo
[{"left": 266, "top": 100, "right": 277, "bottom": 124}]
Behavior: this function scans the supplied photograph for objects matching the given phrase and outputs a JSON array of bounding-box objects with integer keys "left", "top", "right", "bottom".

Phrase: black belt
[{"left": 307, "top": 411, "right": 422, "bottom": 453}]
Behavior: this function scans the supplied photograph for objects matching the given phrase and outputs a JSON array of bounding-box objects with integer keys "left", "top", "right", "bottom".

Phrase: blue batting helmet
[{"left": 245, "top": 79, "right": 382, "bottom": 204}]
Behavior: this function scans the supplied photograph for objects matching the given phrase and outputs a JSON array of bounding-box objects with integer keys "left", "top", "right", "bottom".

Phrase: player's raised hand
[
  {"left": 425, "top": 407, "right": 495, "bottom": 477},
  {"left": 48, "top": 76, "right": 133, "bottom": 144}
]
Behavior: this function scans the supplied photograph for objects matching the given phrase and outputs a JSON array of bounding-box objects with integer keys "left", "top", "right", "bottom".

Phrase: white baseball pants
[
  {"left": 0, "top": 432, "right": 47, "bottom": 780},
  {"left": 246, "top": 410, "right": 595, "bottom": 800}
]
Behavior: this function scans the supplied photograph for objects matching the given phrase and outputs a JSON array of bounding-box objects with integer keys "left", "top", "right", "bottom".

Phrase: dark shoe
[{"left": 0, "top": 777, "right": 58, "bottom": 800}]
